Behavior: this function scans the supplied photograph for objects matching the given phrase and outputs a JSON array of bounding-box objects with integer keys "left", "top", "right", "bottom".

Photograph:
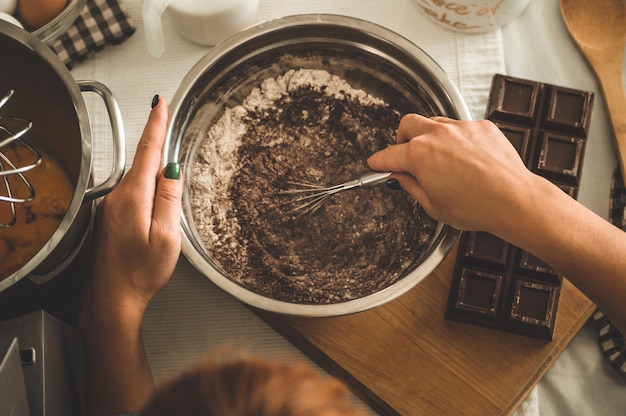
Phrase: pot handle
[{"left": 77, "top": 80, "right": 126, "bottom": 202}]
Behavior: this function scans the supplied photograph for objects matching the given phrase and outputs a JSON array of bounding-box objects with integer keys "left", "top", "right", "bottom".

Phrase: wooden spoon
[{"left": 560, "top": 0, "right": 626, "bottom": 180}]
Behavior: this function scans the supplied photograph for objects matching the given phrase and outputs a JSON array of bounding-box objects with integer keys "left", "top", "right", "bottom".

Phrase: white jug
[{"left": 142, "top": 0, "right": 259, "bottom": 58}]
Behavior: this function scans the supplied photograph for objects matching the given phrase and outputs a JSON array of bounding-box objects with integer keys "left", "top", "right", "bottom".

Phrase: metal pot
[
  {"left": 0, "top": 22, "right": 125, "bottom": 301},
  {"left": 164, "top": 14, "right": 469, "bottom": 316}
]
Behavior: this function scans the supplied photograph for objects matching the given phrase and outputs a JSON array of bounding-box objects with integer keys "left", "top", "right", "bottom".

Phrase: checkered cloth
[
  {"left": 593, "top": 166, "right": 626, "bottom": 378},
  {"left": 49, "top": 0, "right": 135, "bottom": 69}
]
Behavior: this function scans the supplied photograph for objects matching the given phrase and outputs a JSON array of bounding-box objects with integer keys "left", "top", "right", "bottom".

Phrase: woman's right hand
[
  {"left": 369, "top": 114, "right": 626, "bottom": 336},
  {"left": 368, "top": 114, "right": 539, "bottom": 234}
]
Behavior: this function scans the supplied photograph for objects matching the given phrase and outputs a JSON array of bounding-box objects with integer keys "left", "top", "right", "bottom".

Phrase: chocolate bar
[{"left": 445, "top": 74, "right": 594, "bottom": 340}]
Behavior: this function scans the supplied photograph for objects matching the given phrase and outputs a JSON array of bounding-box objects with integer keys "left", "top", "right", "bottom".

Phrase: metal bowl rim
[{"left": 166, "top": 14, "right": 469, "bottom": 316}]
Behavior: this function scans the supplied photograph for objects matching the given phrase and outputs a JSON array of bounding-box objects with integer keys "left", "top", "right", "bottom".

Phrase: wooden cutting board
[{"left": 256, "top": 243, "right": 595, "bottom": 415}]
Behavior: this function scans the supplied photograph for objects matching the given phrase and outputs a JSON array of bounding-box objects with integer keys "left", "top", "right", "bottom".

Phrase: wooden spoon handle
[
  {"left": 586, "top": 49, "right": 626, "bottom": 181},
  {"left": 600, "top": 74, "right": 626, "bottom": 181}
]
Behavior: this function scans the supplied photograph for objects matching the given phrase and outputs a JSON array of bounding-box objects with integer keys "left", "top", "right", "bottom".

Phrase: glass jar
[{"left": 32, "top": 0, "right": 87, "bottom": 45}]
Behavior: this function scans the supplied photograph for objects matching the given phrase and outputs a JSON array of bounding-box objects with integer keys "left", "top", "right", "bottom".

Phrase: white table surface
[{"left": 70, "top": 0, "right": 626, "bottom": 414}]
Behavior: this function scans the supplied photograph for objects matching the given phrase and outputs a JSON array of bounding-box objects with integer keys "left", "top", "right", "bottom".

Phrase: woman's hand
[
  {"left": 369, "top": 113, "right": 626, "bottom": 336},
  {"left": 82, "top": 96, "right": 182, "bottom": 318},
  {"left": 368, "top": 114, "right": 536, "bottom": 233},
  {"left": 79, "top": 96, "right": 183, "bottom": 416}
]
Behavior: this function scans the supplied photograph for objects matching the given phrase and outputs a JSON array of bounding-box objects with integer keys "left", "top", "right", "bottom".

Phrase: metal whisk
[
  {"left": 0, "top": 89, "right": 41, "bottom": 227},
  {"left": 279, "top": 170, "right": 392, "bottom": 215}
]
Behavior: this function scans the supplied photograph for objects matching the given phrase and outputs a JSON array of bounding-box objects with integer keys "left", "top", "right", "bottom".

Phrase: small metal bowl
[{"left": 164, "top": 14, "right": 469, "bottom": 316}]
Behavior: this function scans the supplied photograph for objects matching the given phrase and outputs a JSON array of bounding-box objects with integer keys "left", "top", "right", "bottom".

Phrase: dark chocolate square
[
  {"left": 517, "top": 251, "right": 561, "bottom": 284},
  {"left": 487, "top": 76, "right": 540, "bottom": 124},
  {"left": 510, "top": 280, "right": 559, "bottom": 331},
  {"left": 454, "top": 268, "right": 503, "bottom": 318},
  {"left": 543, "top": 85, "right": 593, "bottom": 136},
  {"left": 536, "top": 132, "right": 584, "bottom": 184},
  {"left": 464, "top": 231, "right": 510, "bottom": 268},
  {"left": 518, "top": 251, "right": 555, "bottom": 275}
]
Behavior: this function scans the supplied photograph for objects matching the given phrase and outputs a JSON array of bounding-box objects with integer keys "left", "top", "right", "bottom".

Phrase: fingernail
[
  {"left": 164, "top": 162, "right": 180, "bottom": 180},
  {"left": 151, "top": 94, "right": 160, "bottom": 109},
  {"left": 386, "top": 178, "right": 402, "bottom": 190}
]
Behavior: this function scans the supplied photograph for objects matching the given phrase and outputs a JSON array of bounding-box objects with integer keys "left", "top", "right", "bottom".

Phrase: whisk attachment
[
  {"left": 0, "top": 89, "right": 41, "bottom": 227},
  {"left": 278, "top": 170, "right": 392, "bottom": 215}
]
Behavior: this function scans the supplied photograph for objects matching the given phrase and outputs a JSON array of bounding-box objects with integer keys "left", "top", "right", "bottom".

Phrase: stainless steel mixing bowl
[{"left": 164, "top": 14, "right": 469, "bottom": 316}]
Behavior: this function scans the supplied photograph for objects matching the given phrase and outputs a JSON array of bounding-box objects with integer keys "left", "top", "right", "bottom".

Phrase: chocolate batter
[{"left": 191, "top": 70, "right": 437, "bottom": 304}]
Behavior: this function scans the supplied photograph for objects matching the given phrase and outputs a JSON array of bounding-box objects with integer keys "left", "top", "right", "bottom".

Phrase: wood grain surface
[{"left": 257, "top": 243, "right": 595, "bottom": 415}]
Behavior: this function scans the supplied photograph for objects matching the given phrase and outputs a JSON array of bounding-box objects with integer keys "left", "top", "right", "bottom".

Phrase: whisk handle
[{"left": 358, "top": 171, "right": 393, "bottom": 188}]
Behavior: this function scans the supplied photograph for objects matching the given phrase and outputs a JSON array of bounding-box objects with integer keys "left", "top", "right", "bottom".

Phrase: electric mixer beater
[{"left": 0, "top": 89, "right": 42, "bottom": 227}]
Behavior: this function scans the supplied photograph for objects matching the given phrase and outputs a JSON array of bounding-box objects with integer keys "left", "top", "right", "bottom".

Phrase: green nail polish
[{"left": 165, "top": 162, "right": 180, "bottom": 180}]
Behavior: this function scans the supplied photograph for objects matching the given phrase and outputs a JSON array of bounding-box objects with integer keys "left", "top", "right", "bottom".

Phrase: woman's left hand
[
  {"left": 82, "top": 96, "right": 183, "bottom": 317},
  {"left": 79, "top": 96, "right": 183, "bottom": 416}
]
